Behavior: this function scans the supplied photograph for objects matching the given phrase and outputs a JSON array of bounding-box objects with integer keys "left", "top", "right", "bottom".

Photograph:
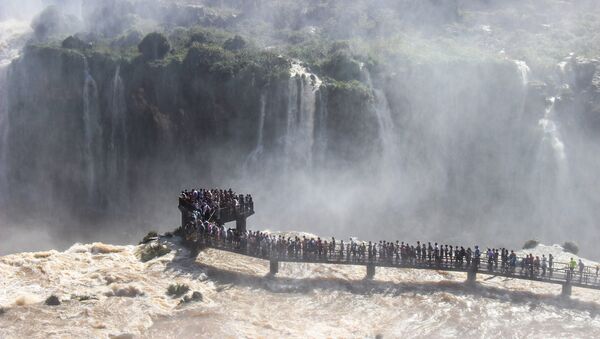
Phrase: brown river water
[{"left": 1, "top": 234, "right": 600, "bottom": 338}]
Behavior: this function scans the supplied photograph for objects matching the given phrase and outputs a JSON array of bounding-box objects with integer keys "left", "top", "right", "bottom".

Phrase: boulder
[{"left": 45, "top": 295, "right": 61, "bottom": 306}]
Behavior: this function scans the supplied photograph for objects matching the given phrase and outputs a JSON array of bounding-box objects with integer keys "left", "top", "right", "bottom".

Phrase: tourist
[{"left": 541, "top": 255, "right": 547, "bottom": 277}]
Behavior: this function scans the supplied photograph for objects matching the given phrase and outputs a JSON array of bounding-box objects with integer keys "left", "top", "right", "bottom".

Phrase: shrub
[
  {"left": 141, "top": 231, "right": 159, "bottom": 244},
  {"left": 138, "top": 242, "right": 170, "bottom": 262},
  {"left": 522, "top": 240, "right": 539, "bottom": 250},
  {"left": 138, "top": 32, "right": 171, "bottom": 60},
  {"left": 563, "top": 241, "right": 579, "bottom": 255},
  {"left": 320, "top": 50, "right": 362, "bottom": 81},
  {"left": 167, "top": 284, "right": 190, "bottom": 298},
  {"left": 223, "top": 35, "right": 247, "bottom": 51},
  {"left": 189, "top": 31, "right": 215, "bottom": 45},
  {"left": 62, "top": 36, "right": 87, "bottom": 49},
  {"left": 45, "top": 295, "right": 61, "bottom": 306}
]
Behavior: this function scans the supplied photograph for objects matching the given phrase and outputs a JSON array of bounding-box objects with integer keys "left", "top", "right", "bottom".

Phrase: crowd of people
[
  {"left": 179, "top": 188, "right": 253, "bottom": 220},
  {"left": 184, "top": 223, "right": 599, "bottom": 284}
]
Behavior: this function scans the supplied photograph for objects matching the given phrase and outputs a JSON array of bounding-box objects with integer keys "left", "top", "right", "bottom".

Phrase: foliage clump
[
  {"left": 141, "top": 231, "right": 159, "bottom": 244},
  {"left": 138, "top": 32, "right": 171, "bottom": 60},
  {"left": 167, "top": 283, "right": 190, "bottom": 298},
  {"left": 563, "top": 241, "right": 579, "bottom": 255},
  {"left": 522, "top": 240, "right": 539, "bottom": 250},
  {"left": 61, "top": 36, "right": 87, "bottom": 50},
  {"left": 223, "top": 35, "right": 247, "bottom": 51},
  {"left": 138, "top": 242, "right": 170, "bottom": 262}
]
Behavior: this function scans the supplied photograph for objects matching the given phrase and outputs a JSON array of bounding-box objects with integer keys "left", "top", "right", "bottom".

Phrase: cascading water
[
  {"left": 283, "top": 61, "right": 321, "bottom": 170},
  {"left": 0, "top": 64, "right": 9, "bottom": 204},
  {"left": 514, "top": 60, "right": 531, "bottom": 85},
  {"left": 0, "top": 19, "right": 29, "bottom": 207},
  {"left": 364, "top": 68, "right": 396, "bottom": 158},
  {"left": 313, "top": 90, "right": 329, "bottom": 166},
  {"left": 107, "top": 65, "right": 127, "bottom": 206},
  {"left": 82, "top": 57, "right": 102, "bottom": 203},
  {"left": 539, "top": 97, "right": 566, "bottom": 162},
  {"left": 245, "top": 92, "right": 267, "bottom": 167}
]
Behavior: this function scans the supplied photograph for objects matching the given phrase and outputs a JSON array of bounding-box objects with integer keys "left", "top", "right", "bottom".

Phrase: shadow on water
[{"left": 161, "top": 239, "right": 600, "bottom": 316}]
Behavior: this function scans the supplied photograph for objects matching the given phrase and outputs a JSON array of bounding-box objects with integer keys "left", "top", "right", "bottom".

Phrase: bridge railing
[{"left": 184, "top": 229, "right": 600, "bottom": 288}]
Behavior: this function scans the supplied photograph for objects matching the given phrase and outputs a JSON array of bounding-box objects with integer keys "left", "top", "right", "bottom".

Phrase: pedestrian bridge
[
  {"left": 178, "top": 229, "right": 600, "bottom": 298},
  {"left": 176, "top": 192, "right": 600, "bottom": 298}
]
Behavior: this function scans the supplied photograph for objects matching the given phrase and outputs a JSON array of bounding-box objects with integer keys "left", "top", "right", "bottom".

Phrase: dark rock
[
  {"left": 45, "top": 295, "right": 61, "bottom": 306},
  {"left": 180, "top": 291, "right": 203, "bottom": 305}
]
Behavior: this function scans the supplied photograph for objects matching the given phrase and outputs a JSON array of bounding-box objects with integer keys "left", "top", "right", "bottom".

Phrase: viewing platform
[{"left": 178, "top": 189, "right": 254, "bottom": 233}]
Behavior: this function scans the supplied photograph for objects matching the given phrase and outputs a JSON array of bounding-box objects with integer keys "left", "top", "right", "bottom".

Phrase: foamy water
[{"left": 1, "top": 236, "right": 600, "bottom": 338}]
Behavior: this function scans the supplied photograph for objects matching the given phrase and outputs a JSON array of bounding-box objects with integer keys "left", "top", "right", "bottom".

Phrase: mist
[{"left": 1, "top": 0, "right": 599, "bottom": 257}]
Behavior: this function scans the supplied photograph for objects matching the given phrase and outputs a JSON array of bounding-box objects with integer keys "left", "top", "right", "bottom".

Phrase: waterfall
[
  {"left": 108, "top": 65, "right": 127, "bottom": 204},
  {"left": 539, "top": 97, "right": 566, "bottom": 162},
  {"left": 283, "top": 61, "right": 321, "bottom": 169},
  {"left": 514, "top": 60, "right": 530, "bottom": 85},
  {"left": 82, "top": 57, "right": 102, "bottom": 202},
  {"left": 0, "top": 64, "right": 9, "bottom": 204},
  {"left": 314, "top": 89, "right": 329, "bottom": 165},
  {"left": 246, "top": 92, "right": 267, "bottom": 166},
  {"left": 364, "top": 69, "right": 395, "bottom": 157}
]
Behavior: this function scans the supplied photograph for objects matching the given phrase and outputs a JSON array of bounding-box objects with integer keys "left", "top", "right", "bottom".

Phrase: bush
[
  {"left": 45, "top": 295, "right": 60, "bottom": 306},
  {"left": 111, "top": 30, "right": 143, "bottom": 49},
  {"left": 320, "top": 50, "right": 362, "bottom": 81},
  {"left": 138, "top": 242, "right": 170, "bottom": 262},
  {"left": 138, "top": 32, "right": 171, "bottom": 60},
  {"left": 167, "top": 284, "right": 190, "bottom": 298},
  {"left": 522, "top": 240, "right": 539, "bottom": 249},
  {"left": 62, "top": 36, "right": 87, "bottom": 49},
  {"left": 141, "top": 231, "right": 159, "bottom": 244},
  {"left": 223, "top": 35, "right": 247, "bottom": 51},
  {"left": 563, "top": 241, "right": 579, "bottom": 255},
  {"left": 189, "top": 31, "right": 216, "bottom": 46}
]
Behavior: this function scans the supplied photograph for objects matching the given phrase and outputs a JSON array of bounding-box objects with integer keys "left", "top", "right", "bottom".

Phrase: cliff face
[{"left": 3, "top": 44, "right": 380, "bottom": 221}]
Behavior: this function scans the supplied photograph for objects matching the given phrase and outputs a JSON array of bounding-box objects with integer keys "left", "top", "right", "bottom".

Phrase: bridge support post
[
  {"left": 270, "top": 260, "right": 279, "bottom": 275},
  {"left": 467, "top": 270, "right": 477, "bottom": 284},
  {"left": 366, "top": 263, "right": 376, "bottom": 279},
  {"left": 561, "top": 282, "right": 572, "bottom": 298},
  {"left": 236, "top": 217, "right": 247, "bottom": 234}
]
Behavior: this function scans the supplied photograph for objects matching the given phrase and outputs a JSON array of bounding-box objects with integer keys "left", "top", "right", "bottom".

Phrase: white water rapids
[{"left": 1, "top": 236, "right": 600, "bottom": 338}]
